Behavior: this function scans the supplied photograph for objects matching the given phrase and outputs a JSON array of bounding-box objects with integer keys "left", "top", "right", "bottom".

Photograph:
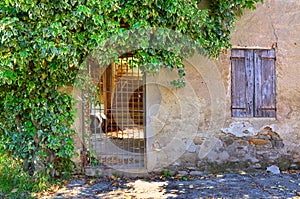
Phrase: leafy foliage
[
  {"left": 0, "top": 0, "right": 262, "bottom": 176},
  {"left": 0, "top": 151, "right": 52, "bottom": 198}
]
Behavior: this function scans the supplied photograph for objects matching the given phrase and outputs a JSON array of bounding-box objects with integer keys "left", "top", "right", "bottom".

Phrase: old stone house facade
[{"left": 71, "top": 0, "right": 300, "bottom": 175}]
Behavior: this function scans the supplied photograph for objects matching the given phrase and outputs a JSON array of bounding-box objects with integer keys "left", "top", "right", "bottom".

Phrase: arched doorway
[{"left": 83, "top": 55, "right": 145, "bottom": 169}]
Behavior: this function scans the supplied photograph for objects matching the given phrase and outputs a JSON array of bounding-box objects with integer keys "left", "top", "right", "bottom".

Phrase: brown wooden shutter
[
  {"left": 254, "top": 49, "right": 276, "bottom": 117},
  {"left": 231, "top": 49, "right": 254, "bottom": 117}
]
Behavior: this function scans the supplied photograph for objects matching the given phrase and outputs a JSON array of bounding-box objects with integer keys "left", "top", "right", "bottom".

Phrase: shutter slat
[
  {"left": 254, "top": 49, "right": 276, "bottom": 117},
  {"left": 231, "top": 49, "right": 254, "bottom": 117}
]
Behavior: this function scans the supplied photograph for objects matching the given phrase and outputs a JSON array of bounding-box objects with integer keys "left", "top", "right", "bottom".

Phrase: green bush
[{"left": 0, "top": 151, "right": 50, "bottom": 198}]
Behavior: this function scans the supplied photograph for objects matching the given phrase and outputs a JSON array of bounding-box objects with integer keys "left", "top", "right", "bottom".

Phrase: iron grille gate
[{"left": 82, "top": 55, "right": 145, "bottom": 169}]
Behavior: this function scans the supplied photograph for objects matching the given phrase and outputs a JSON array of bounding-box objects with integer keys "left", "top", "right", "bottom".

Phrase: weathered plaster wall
[
  {"left": 216, "top": 0, "right": 300, "bottom": 171},
  {"left": 149, "top": 0, "right": 300, "bottom": 172},
  {"left": 146, "top": 55, "right": 227, "bottom": 171},
  {"left": 71, "top": 0, "right": 300, "bottom": 174}
]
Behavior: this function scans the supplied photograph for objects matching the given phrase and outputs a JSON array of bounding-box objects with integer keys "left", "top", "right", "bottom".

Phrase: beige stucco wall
[
  {"left": 72, "top": 0, "right": 300, "bottom": 174},
  {"left": 221, "top": 0, "right": 300, "bottom": 167},
  {"left": 146, "top": 56, "right": 227, "bottom": 171},
  {"left": 146, "top": 0, "right": 300, "bottom": 172},
  {"left": 228, "top": 0, "right": 300, "bottom": 142}
]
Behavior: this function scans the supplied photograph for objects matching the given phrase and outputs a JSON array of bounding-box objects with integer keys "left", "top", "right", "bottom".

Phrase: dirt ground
[{"left": 40, "top": 171, "right": 300, "bottom": 199}]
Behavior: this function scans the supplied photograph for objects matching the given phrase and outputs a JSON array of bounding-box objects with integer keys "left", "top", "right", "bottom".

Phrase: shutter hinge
[
  {"left": 259, "top": 107, "right": 276, "bottom": 110},
  {"left": 230, "top": 57, "right": 245, "bottom": 60},
  {"left": 261, "top": 57, "right": 276, "bottom": 60},
  {"left": 231, "top": 107, "right": 247, "bottom": 110}
]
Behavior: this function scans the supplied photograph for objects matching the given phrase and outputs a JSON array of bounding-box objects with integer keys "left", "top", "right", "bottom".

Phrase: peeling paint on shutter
[
  {"left": 231, "top": 49, "right": 254, "bottom": 117},
  {"left": 254, "top": 49, "right": 276, "bottom": 117}
]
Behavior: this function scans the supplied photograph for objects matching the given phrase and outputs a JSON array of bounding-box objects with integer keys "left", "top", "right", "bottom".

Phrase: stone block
[
  {"left": 236, "top": 146, "right": 248, "bottom": 150},
  {"left": 221, "top": 136, "right": 235, "bottom": 146},
  {"left": 180, "top": 152, "right": 197, "bottom": 167},
  {"left": 252, "top": 163, "right": 262, "bottom": 169},
  {"left": 236, "top": 140, "right": 250, "bottom": 146},
  {"left": 273, "top": 140, "right": 284, "bottom": 148},
  {"left": 193, "top": 137, "right": 205, "bottom": 145},
  {"left": 248, "top": 138, "right": 270, "bottom": 146},
  {"left": 190, "top": 171, "right": 204, "bottom": 176},
  {"left": 187, "top": 142, "right": 198, "bottom": 153},
  {"left": 257, "top": 135, "right": 270, "bottom": 140},
  {"left": 292, "top": 154, "right": 300, "bottom": 159},
  {"left": 290, "top": 164, "right": 299, "bottom": 169},
  {"left": 219, "top": 151, "right": 230, "bottom": 160},
  {"left": 256, "top": 150, "right": 269, "bottom": 155},
  {"left": 178, "top": 171, "right": 188, "bottom": 176}
]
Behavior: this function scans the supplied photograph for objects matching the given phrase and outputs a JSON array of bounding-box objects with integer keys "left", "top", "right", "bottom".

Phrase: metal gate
[{"left": 82, "top": 55, "right": 145, "bottom": 169}]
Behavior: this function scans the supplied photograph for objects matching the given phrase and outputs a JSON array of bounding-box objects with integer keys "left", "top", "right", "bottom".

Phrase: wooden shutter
[
  {"left": 254, "top": 49, "right": 276, "bottom": 117},
  {"left": 231, "top": 49, "right": 254, "bottom": 117}
]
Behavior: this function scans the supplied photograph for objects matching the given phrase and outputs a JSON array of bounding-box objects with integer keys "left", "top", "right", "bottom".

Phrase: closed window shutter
[
  {"left": 231, "top": 49, "right": 254, "bottom": 117},
  {"left": 254, "top": 49, "right": 276, "bottom": 117}
]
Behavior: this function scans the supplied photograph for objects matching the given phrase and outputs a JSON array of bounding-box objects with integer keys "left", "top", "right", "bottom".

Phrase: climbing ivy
[{"left": 0, "top": 0, "right": 262, "bottom": 177}]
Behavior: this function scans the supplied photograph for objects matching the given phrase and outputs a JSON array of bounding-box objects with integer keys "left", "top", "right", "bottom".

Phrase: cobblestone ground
[{"left": 41, "top": 171, "right": 300, "bottom": 199}]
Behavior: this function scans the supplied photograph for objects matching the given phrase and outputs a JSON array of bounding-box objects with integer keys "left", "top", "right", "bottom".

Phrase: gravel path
[{"left": 41, "top": 171, "right": 300, "bottom": 199}]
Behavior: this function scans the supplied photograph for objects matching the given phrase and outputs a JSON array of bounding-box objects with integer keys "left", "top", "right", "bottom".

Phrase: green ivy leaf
[{"left": 0, "top": 0, "right": 262, "bottom": 177}]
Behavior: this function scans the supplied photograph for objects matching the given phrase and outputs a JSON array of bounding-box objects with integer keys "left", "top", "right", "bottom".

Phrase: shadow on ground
[{"left": 41, "top": 171, "right": 300, "bottom": 199}]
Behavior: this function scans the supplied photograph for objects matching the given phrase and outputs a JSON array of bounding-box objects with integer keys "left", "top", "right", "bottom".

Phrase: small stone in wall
[
  {"left": 252, "top": 163, "right": 262, "bottom": 169},
  {"left": 151, "top": 141, "right": 162, "bottom": 151},
  {"left": 266, "top": 165, "right": 280, "bottom": 174},
  {"left": 193, "top": 137, "right": 205, "bottom": 145},
  {"left": 272, "top": 140, "right": 284, "bottom": 148},
  {"left": 190, "top": 171, "right": 204, "bottom": 176},
  {"left": 178, "top": 171, "right": 188, "bottom": 176},
  {"left": 292, "top": 153, "right": 300, "bottom": 159},
  {"left": 254, "top": 126, "right": 284, "bottom": 148},
  {"left": 248, "top": 138, "right": 270, "bottom": 146},
  {"left": 290, "top": 164, "right": 299, "bottom": 169},
  {"left": 187, "top": 142, "right": 197, "bottom": 153}
]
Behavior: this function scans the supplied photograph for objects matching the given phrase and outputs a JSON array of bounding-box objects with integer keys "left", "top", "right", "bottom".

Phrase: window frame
[{"left": 231, "top": 48, "right": 276, "bottom": 118}]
